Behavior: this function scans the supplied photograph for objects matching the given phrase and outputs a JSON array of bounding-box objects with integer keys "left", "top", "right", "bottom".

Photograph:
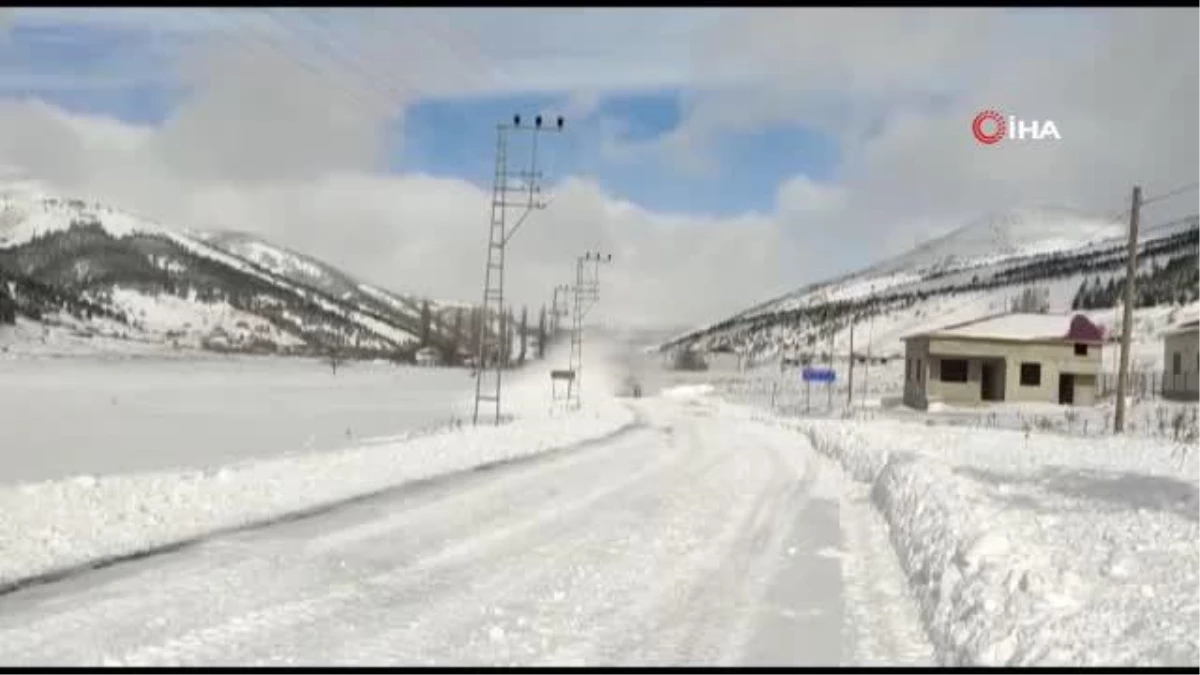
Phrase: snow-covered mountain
[
  {"left": 867, "top": 207, "right": 1125, "bottom": 276},
  {"left": 196, "top": 230, "right": 454, "bottom": 335},
  {"left": 0, "top": 185, "right": 500, "bottom": 360},
  {"left": 662, "top": 207, "right": 1199, "bottom": 366}
]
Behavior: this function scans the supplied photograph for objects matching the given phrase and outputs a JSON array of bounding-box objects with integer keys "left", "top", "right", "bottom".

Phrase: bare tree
[
  {"left": 447, "top": 307, "right": 465, "bottom": 365},
  {"left": 518, "top": 305, "right": 528, "bottom": 364},
  {"left": 537, "top": 304, "right": 547, "bottom": 359},
  {"left": 327, "top": 334, "right": 345, "bottom": 375},
  {"left": 468, "top": 306, "right": 483, "bottom": 360},
  {"left": 419, "top": 299, "right": 433, "bottom": 347}
]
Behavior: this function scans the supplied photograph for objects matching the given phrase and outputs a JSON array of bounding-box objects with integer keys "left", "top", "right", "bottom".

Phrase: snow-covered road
[{"left": 0, "top": 395, "right": 930, "bottom": 666}]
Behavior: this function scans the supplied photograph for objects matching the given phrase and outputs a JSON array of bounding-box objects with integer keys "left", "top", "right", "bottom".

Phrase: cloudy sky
[{"left": 0, "top": 8, "right": 1195, "bottom": 327}]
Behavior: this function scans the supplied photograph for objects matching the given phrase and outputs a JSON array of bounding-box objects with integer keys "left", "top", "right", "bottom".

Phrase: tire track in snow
[
  {"left": 565, "top": 417, "right": 817, "bottom": 666},
  {"left": 0, "top": 420, "right": 655, "bottom": 663},
  {"left": 0, "top": 397, "right": 894, "bottom": 666},
  {"left": 109, "top": 425, "right": 692, "bottom": 665}
]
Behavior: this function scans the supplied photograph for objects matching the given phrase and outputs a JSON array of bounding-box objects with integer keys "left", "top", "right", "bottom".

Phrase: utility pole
[
  {"left": 1114, "top": 185, "right": 1141, "bottom": 434},
  {"left": 566, "top": 252, "right": 613, "bottom": 410},
  {"left": 862, "top": 284, "right": 876, "bottom": 409},
  {"left": 846, "top": 316, "right": 856, "bottom": 407},
  {"left": 473, "top": 113, "right": 565, "bottom": 427},
  {"left": 864, "top": 295, "right": 876, "bottom": 408},
  {"left": 827, "top": 316, "right": 835, "bottom": 410}
]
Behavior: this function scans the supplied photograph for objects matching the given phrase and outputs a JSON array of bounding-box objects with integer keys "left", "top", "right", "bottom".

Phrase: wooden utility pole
[
  {"left": 1114, "top": 185, "right": 1141, "bottom": 434},
  {"left": 846, "top": 317, "right": 855, "bottom": 407},
  {"left": 827, "top": 322, "right": 835, "bottom": 410}
]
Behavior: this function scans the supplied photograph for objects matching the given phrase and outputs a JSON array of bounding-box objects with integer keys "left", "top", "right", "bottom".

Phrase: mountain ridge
[
  {"left": 660, "top": 207, "right": 1199, "bottom": 358},
  {"left": 0, "top": 186, "right": 534, "bottom": 363}
]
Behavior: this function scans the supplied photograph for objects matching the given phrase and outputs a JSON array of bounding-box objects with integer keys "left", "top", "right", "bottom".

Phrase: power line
[
  {"left": 259, "top": 9, "right": 419, "bottom": 111},
  {"left": 198, "top": 9, "right": 389, "bottom": 123},
  {"left": 1142, "top": 181, "right": 1199, "bottom": 209},
  {"left": 1099, "top": 180, "right": 1199, "bottom": 222},
  {"left": 270, "top": 9, "right": 519, "bottom": 180}
]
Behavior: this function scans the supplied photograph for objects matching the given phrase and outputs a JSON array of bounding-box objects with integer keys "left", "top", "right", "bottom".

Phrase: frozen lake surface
[{"left": 1, "top": 355, "right": 473, "bottom": 484}]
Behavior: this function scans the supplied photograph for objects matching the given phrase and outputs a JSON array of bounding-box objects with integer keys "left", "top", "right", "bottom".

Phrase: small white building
[
  {"left": 902, "top": 313, "right": 1106, "bottom": 409},
  {"left": 1163, "top": 318, "right": 1199, "bottom": 401},
  {"left": 414, "top": 346, "right": 441, "bottom": 367}
]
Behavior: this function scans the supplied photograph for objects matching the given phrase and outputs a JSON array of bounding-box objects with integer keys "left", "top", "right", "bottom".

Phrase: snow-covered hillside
[
  {"left": 869, "top": 207, "right": 1125, "bottom": 277},
  {"left": 0, "top": 185, "right": 520, "bottom": 359},
  {"left": 665, "top": 208, "right": 1199, "bottom": 367}
]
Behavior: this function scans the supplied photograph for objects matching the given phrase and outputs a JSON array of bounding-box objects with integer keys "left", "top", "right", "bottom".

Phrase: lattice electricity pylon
[
  {"left": 472, "top": 113, "right": 565, "bottom": 427},
  {"left": 565, "top": 252, "right": 613, "bottom": 411}
]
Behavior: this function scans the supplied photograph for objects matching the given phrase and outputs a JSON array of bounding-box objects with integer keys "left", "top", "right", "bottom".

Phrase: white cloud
[
  {"left": 0, "top": 7, "right": 1195, "bottom": 329},
  {"left": 777, "top": 176, "right": 846, "bottom": 216},
  {"left": 0, "top": 97, "right": 787, "bottom": 327},
  {"left": 689, "top": 7, "right": 1198, "bottom": 281}
]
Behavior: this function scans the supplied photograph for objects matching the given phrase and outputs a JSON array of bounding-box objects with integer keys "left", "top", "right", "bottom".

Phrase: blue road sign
[{"left": 802, "top": 367, "right": 837, "bottom": 383}]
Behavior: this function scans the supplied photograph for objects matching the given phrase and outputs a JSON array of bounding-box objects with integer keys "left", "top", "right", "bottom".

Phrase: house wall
[
  {"left": 905, "top": 336, "right": 1103, "bottom": 407},
  {"left": 926, "top": 356, "right": 984, "bottom": 405},
  {"left": 997, "top": 341, "right": 1101, "bottom": 405},
  {"left": 1163, "top": 328, "right": 1200, "bottom": 400},
  {"left": 902, "top": 337, "right": 931, "bottom": 409}
]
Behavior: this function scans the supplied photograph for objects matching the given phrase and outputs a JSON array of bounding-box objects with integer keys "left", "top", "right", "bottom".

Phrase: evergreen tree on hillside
[
  {"left": 0, "top": 284, "right": 15, "bottom": 324},
  {"left": 1072, "top": 278, "right": 1089, "bottom": 310}
]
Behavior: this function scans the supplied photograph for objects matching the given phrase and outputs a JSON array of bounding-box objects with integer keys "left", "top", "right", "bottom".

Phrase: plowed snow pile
[{"left": 751, "top": 413, "right": 1199, "bottom": 667}]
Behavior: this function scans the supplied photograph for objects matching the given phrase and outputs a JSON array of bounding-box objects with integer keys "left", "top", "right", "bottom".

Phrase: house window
[
  {"left": 1020, "top": 362, "right": 1041, "bottom": 387},
  {"left": 917, "top": 359, "right": 922, "bottom": 383},
  {"left": 1074, "top": 343, "right": 1088, "bottom": 356},
  {"left": 1174, "top": 352, "right": 1182, "bottom": 375},
  {"left": 905, "top": 358, "right": 911, "bottom": 380},
  {"left": 940, "top": 358, "right": 969, "bottom": 383}
]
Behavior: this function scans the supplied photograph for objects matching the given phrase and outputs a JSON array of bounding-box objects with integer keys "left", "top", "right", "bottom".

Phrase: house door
[
  {"left": 981, "top": 363, "right": 996, "bottom": 401},
  {"left": 1058, "top": 373, "right": 1075, "bottom": 405}
]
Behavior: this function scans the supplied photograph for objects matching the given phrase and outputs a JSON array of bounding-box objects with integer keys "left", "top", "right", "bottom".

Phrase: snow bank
[
  {"left": 0, "top": 400, "right": 635, "bottom": 590},
  {"left": 758, "top": 414, "right": 1199, "bottom": 666}
]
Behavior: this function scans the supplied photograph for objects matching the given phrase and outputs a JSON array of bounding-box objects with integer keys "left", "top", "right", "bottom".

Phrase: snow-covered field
[
  {"left": 1, "top": 355, "right": 476, "bottom": 484},
  {"left": 0, "top": 375, "right": 932, "bottom": 667},
  {"left": 0, "top": 338, "right": 636, "bottom": 591}
]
